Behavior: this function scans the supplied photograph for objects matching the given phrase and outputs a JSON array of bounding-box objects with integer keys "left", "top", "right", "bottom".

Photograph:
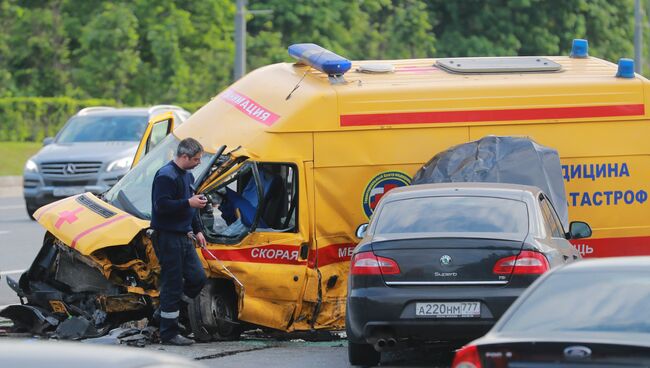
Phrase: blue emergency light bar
[
  {"left": 570, "top": 39, "right": 589, "bottom": 58},
  {"left": 616, "top": 58, "right": 635, "bottom": 78},
  {"left": 288, "top": 43, "right": 351, "bottom": 76}
]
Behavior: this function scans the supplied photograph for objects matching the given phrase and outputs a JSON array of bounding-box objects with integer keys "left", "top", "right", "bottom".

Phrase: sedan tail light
[
  {"left": 350, "top": 251, "right": 400, "bottom": 275},
  {"left": 452, "top": 345, "right": 482, "bottom": 368},
  {"left": 493, "top": 250, "right": 550, "bottom": 275}
]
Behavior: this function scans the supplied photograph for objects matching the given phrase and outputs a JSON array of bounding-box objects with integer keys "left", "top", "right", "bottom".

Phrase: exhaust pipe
[
  {"left": 374, "top": 339, "right": 387, "bottom": 350},
  {"left": 374, "top": 338, "right": 398, "bottom": 351}
]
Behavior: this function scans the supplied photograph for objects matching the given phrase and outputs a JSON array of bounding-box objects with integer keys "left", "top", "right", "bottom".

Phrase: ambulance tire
[
  {"left": 348, "top": 342, "right": 380, "bottom": 367},
  {"left": 189, "top": 280, "right": 242, "bottom": 342}
]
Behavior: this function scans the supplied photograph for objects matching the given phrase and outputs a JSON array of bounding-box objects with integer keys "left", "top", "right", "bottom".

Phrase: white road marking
[
  {"left": 0, "top": 205, "right": 25, "bottom": 211},
  {"left": 0, "top": 269, "right": 24, "bottom": 276},
  {"left": 0, "top": 231, "right": 9, "bottom": 235}
]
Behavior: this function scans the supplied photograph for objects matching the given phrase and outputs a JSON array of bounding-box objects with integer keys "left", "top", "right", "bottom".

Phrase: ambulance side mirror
[
  {"left": 355, "top": 223, "right": 369, "bottom": 239},
  {"left": 569, "top": 221, "right": 592, "bottom": 239}
]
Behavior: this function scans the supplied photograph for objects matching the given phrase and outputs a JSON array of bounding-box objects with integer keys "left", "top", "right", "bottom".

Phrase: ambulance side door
[
  {"left": 196, "top": 161, "right": 310, "bottom": 331},
  {"left": 132, "top": 112, "right": 175, "bottom": 167},
  {"left": 237, "top": 162, "right": 308, "bottom": 330}
]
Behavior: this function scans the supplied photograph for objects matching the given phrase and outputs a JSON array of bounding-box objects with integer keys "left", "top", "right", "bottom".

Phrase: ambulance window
[
  {"left": 146, "top": 118, "right": 171, "bottom": 153},
  {"left": 199, "top": 162, "right": 298, "bottom": 244},
  {"left": 256, "top": 163, "right": 298, "bottom": 233}
]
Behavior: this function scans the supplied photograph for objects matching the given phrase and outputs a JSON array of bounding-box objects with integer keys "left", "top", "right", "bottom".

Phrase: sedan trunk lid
[{"left": 371, "top": 236, "right": 525, "bottom": 285}]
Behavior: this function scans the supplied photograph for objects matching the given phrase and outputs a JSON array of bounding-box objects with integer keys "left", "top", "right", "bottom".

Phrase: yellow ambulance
[{"left": 26, "top": 40, "right": 649, "bottom": 338}]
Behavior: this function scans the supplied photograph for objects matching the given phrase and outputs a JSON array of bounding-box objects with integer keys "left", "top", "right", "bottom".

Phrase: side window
[
  {"left": 544, "top": 195, "right": 566, "bottom": 235},
  {"left": 146, "top": 118, "right": 172, "bottom": 154},
  {"left": 539, "top": 195, "right": 563, "bottom": 238},
  {"left": 199, "top": 162, "right": 297, "bottom": 244},
  {"left": 256, "top": 163, "right": 297, "bottom": 232}
]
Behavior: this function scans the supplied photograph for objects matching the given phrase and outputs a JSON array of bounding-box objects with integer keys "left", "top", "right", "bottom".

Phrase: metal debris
[{"left": 0, "top": 305, "right": 59, "bottom": 335}]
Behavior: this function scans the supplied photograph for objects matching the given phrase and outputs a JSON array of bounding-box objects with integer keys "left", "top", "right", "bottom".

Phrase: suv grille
[{"left": 40, "top": 162, "right": 102, "bottom": 177}]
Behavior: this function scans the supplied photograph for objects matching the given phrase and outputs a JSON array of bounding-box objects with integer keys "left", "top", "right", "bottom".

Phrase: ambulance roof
[{"left": 175, "top": 55, "right": 648, "bottom": 157}]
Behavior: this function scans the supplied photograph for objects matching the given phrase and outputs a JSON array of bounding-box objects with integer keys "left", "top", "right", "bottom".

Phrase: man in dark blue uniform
[{"left": 151, "top": 137, "right": 208, "bottom": 345}]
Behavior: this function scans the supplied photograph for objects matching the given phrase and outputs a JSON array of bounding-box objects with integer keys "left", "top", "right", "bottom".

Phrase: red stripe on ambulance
[
  {"left": 571, "top": 235, "right": 650, "bottom": 258},
  {"left": 340, "top": 104, "right": 645, "bottom": 127},
  {"left": 70, "top": 214, "right": 130, "bottom": 249},
  {"left": 220, "top": 89, "right": 280, "bottom": 126},
  {"left": 202, "top": 244, "right": 303, "bottom": 265},
  {"left": 308, "top": 243, "right": 356, "bottom": 268},
  {"left": 201, "top": 243, "right": 357, "bottom": 267}
]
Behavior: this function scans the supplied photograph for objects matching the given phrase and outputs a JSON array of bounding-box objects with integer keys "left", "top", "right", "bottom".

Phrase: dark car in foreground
[
  {"left": 23, "top": 105, "right": 190, "bottom": 217},
  {"left": 0, "top": 339, "right": 204, "bottom": 368},
  {"left": 346, "top": 183, "right": 591, "bottom": 366},
  {"left": 452, "top": 256, "right": 650, "bottom": 368}
]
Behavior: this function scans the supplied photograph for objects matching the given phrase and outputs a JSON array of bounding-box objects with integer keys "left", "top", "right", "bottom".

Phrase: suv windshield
[
  {"left": 104, "top": 134, "right": 213, "bottom": 219},
  {"left": 57, "top": 115, "right": 148, "bottom": 143}
]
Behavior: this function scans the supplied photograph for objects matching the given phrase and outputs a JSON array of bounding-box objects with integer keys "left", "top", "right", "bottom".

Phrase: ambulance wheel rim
[{"left": 209, "top": 291, "right": 240, "bottom": 339}]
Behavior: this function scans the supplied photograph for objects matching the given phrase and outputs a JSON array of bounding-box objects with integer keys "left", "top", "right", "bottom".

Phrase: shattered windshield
[{"left": 104, "top": 134, "right": 214, "bottom": 219}]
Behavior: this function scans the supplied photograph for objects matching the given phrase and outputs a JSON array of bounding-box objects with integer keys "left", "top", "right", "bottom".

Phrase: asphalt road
[
  {"left": 0, "top": 196, "right": 44, "bottom": 307},
  {"left": 0, "top": 195, "right": 452, "bottom": 367}
]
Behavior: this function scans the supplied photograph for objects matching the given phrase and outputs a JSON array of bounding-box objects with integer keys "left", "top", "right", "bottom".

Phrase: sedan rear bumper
[{"left": 347, "top": 285, "right": 524, "bottom": 344}]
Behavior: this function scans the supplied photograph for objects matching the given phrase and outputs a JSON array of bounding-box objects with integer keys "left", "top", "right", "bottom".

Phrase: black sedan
[
  {"left": 346, "top": 183, "right": 591, "bottom": 366},
  {"left": 452, "top": 256, "right": 650, "bottom": 367}
]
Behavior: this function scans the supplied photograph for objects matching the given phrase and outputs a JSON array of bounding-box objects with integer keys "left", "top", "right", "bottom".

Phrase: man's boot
[
  {"left": 150, "top": 307, "right": 161, "bottom": 327},
  {"left": 162, "top": 334, "right": 195, "bottom": 346}
]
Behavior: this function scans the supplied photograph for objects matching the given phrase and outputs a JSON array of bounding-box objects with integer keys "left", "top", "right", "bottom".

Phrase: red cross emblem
[{"left": 55, "top": 207, "right": 84, "bottom": 229}]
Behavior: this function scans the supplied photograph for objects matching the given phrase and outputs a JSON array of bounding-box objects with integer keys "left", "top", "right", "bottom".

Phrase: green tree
[
  {"left": 8, "top": 0, "right": 71, "bottom": 96},
  {"left": 248, "top": 0, "right": 373, "bottom": 59},
  {"left": 374, "top": 0, "right": 436, "bottom": 58},
  {"left": 0, "top": 0, "right": 644, "bottom": 121},
  {"left": 431, "top": 0, "right": 634, "bottom": 60},
  {"left": 0, "top": 0, "right": 16, "bottom": 97},
  {"left": 128, "top": 0, "right": 235, "bottom": 104},
  {"left": 74, "top": 3, "right": 140, "bottom": 103}
]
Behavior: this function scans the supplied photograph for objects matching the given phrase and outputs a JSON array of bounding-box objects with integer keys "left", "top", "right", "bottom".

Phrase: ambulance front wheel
[{"left": 189, "top": 280, "right": 242, "bottom": 341}]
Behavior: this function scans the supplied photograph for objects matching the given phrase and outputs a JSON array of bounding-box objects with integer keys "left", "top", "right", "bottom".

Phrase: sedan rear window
[
  {"left": 373, "top": 196, "right": 528, "bottom": 237},
  {"left": 499, "top": 271, "right": 650, "bottom": 334}
]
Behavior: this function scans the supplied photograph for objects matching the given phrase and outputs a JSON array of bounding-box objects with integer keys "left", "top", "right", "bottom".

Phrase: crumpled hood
[
  {"left": 33, "top": 141, "right": 138, "bottom": 164},
  {"left": 34, "top": 193, "right": 149, "bottom": 255}
]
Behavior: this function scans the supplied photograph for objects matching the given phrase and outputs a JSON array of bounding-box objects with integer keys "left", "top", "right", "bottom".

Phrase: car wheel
[
  {"left": 348, "top": 341, "right": 380, "bottom": 367},
  {"left": 188, "top": 281, "right": 242, "bottom": 341},
  {"left": 25, "top": 201, "right": 38, "bottom": 220}
]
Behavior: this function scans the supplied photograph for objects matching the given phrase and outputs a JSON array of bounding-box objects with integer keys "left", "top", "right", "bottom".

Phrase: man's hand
[
  {"left": 195, "top": 232, "right": 207, "bottom": 248},
  {"left": 188, "top": 194, "right": 207, "bottom": 208}
]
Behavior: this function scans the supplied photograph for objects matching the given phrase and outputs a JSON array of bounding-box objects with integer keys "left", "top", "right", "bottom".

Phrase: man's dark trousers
[{"left": 154, "top": 230, "right": 207, "bottom": 341}]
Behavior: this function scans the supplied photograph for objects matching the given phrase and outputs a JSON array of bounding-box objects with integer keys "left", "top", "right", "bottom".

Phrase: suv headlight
[
  {"left": 24, "top": 159, "right": 38, "bottom": 173},
  {"left": 106, "top": 157, "right": 133, "bottom": 172}
]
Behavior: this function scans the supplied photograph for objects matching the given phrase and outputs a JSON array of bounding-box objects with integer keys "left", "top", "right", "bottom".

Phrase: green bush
[{"left": 0, "top": 97, "right": 117, "bottom": 142}]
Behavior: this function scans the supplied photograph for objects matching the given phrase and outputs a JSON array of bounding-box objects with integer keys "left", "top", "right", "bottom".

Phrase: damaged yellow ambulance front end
[
  {"left": 6, "top": 56, "right": 356, "bottom": 339},
  {"left": 8, "top": 193, "right": 158, "bottom": 332}
]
